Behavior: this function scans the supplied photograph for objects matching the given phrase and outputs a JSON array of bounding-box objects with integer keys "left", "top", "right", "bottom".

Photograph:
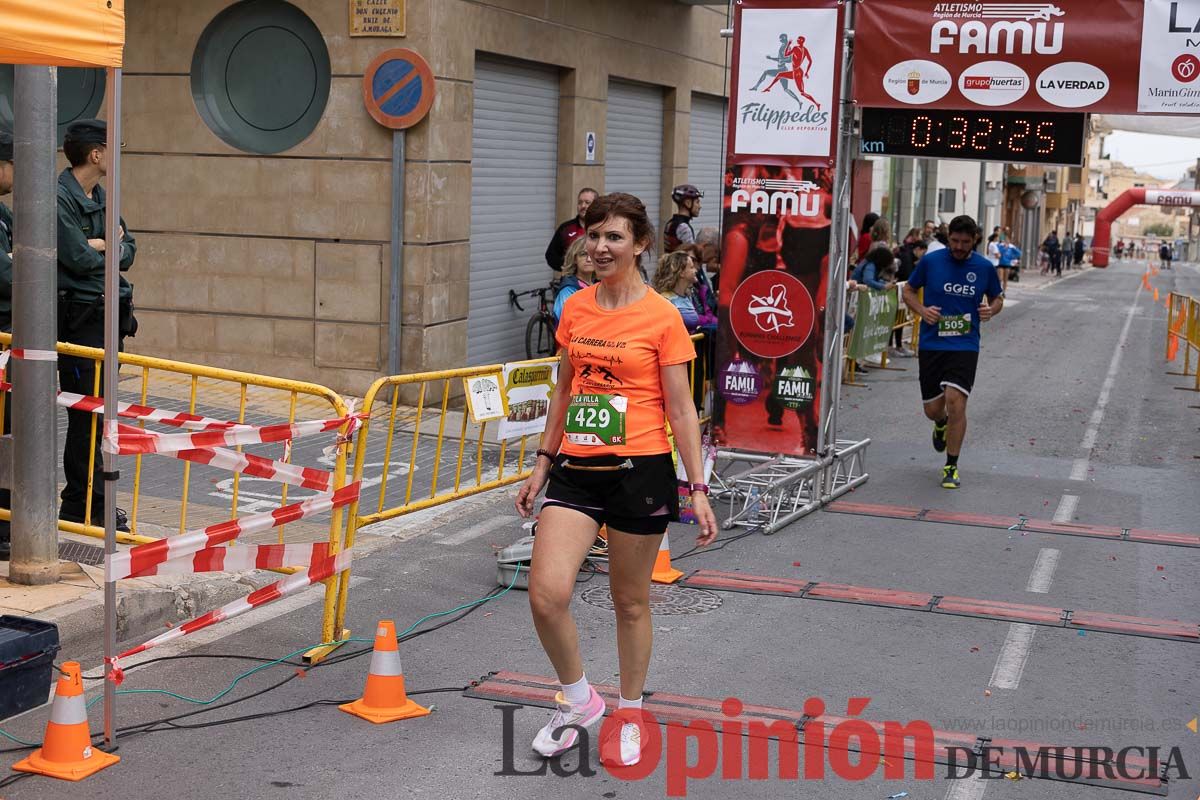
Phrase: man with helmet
[{"left": 664, "top": 184, "right": 703, "bottom": 252}]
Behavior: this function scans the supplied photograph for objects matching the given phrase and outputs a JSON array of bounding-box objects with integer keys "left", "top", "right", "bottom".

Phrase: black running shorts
[
  {"left": 919, "top": 349, "right": 979, "bottom": 403},
  {"left": 543, "top": 453, "right": 678, "bottom": 535}
]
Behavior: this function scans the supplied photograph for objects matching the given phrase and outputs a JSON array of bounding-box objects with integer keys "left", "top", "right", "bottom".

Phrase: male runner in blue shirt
[{"left": 902, "top": 215, "right": 1004, "bottom": 489}]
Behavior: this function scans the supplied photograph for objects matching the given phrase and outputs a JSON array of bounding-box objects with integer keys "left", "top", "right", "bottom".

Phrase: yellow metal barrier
[
  {"left": 0, "top": 333, "right": 354, "bottom": 647},
  {"left": 333, "top": 334, "right": 712, "bottom": 635},
  {"left": 1166, "top": 292, "right": 1200, "bottom": 392}
]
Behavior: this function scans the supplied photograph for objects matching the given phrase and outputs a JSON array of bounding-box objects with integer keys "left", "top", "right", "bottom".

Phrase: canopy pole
[
  {"left": 9, "top": 66, "right": 60, "bottom": 586},
  {"left": 102, "top": 65, "right": 122, "bottom": 748}
]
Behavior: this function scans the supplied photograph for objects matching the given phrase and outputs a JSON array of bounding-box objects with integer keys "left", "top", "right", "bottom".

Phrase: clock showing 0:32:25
[{"left": 859, "top": 108, "right": 1088, "bottom": 166}]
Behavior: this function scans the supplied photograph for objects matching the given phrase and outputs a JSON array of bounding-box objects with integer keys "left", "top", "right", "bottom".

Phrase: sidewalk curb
[{"left": 41, "top": 571, "right": 278, "bottom": 660}]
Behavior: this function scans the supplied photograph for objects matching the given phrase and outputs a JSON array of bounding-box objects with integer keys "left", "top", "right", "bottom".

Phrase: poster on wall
[
  {"left": 855, "top": 0, "right": 1145, "bottom": 114},
  {"left": 1139, "top": 0, "right": 1200, "bottom": 113},
  {"left": 728, "top": 2, "right": 843, "bottom": 164},
  {"left": 496, "top": 361, "right": 558, "bottom": 441}
]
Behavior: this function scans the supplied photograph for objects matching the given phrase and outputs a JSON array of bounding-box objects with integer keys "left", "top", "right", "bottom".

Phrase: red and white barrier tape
[
  {"left": 1, "top": 348, "right": 57, "bottom": 364},
  {"left": 116, "top": 423, "right": 333, "bottom": 491},
  {"left": 118, "top": 548, "right": 353, "bottom": 660},
  {"left": 127, "top": 541, "right": 334, "bottom": 578},
  {"left": 104, "top": 414, "right": 363, "bottom": 456},
  {"left": 59, "top": 390, "right": 254, "bottom": 431},
  {"left": 105, "top": 482, "right": 360, "bottom": 582}
]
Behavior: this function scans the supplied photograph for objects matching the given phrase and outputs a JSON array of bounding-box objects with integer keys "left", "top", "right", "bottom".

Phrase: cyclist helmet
[{"left": 671, "top": 184, "right": 704, "bottom": 203}]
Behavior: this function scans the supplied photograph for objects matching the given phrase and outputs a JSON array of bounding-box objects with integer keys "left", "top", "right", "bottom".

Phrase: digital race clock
[{"left": 859, "top": 108, "right": 1087, "bottom": 166}]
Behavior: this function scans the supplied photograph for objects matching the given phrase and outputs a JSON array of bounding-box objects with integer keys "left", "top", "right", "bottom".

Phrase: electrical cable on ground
[{"left": 0, "top": 566, "right": 523, "bottom": 755}]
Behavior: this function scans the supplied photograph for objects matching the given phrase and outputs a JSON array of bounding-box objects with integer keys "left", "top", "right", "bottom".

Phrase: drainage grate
[
  {"left": 58, "top": 540, "right": 106, "bottom": 566},
  {"left": 580, "top": 584, "right": 722, "bottom": 616}
]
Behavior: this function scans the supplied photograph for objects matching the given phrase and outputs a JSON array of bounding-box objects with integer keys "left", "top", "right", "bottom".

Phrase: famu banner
[
  {"left": 846, "top": 288, "right": 899, "bottom": 361},
  {"left": 713, "top": 1, "right": 844, "bottom": 458}
]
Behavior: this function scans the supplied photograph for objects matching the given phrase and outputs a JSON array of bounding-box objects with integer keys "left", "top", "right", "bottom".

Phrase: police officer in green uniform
[
  {"left": 0, "top": 132, "right": 15, "bottom": 556},
  {"left": 57, "top": 119, "right": 136, "bottom": 530}
]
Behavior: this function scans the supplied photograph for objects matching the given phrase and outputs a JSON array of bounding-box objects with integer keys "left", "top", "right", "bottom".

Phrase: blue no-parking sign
[{"left": 362, "top": 48, "right": 435, "bottom": 130}]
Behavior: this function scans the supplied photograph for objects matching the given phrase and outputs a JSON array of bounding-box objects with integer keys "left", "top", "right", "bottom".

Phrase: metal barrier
[
  {"left": 333, "top": 333, "right": 712, "bottom": 635},
  {"left": 0, "top": 333, "right": 355, "bottom": 646},
  {"left": 1166, "top": 292, "right": 1199, "bottom": 392}
]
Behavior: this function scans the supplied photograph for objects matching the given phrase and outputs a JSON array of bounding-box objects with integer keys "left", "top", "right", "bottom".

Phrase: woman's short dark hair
[{"left": 583, "top": 192, "right": 654, "bottom": 249}]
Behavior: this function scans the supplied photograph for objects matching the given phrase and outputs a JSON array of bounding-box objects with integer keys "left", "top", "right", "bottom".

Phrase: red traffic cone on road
[
  {"left": 651, "top": 532, "right": 684, "bottom": 584},
  {"left": 339, "top": 620, "right": 430, "bottom": 724},
  {"left": 13, "top": 662, "right": 119, "bottom": 781}
]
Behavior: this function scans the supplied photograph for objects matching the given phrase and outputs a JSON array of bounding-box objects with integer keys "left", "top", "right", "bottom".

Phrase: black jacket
[
  {"left": 57, "top": 168, "right": 135, "bottom": 303},
  {"left": 545, "top": 218, "right": 585, "bottom": 271}
]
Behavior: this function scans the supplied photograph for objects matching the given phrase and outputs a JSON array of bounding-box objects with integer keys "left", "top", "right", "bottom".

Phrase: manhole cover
[
  {"left": 58, "top": 540, "right": 105, "bottom": 566},
  {"left": 579, "top": 585, "right": 722, "bottom": 616}
]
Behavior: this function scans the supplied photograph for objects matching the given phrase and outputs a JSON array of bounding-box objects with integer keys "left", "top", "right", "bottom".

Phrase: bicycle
[{"left": 509, "top": 285, "right": 558, "bottom": 359}]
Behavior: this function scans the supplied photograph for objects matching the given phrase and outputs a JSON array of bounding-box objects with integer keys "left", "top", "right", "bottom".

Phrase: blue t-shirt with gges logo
[{"left": 907, "top": 248, "right": 1003, "bottom": 353}]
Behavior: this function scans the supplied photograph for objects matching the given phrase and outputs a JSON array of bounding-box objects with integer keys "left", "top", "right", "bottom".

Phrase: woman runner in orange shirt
[{"left": 516, "top": 192, "right": 719, "bottom": 767}]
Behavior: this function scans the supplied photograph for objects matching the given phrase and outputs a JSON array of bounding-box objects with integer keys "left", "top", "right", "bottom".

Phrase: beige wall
[{"left": 121, "top": 0, "right": 728, "bottom": 395}]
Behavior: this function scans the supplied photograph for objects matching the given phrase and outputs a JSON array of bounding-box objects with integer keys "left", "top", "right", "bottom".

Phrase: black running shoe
[{"left": 932, "top": 421, "right": 948, "bottom": 453}]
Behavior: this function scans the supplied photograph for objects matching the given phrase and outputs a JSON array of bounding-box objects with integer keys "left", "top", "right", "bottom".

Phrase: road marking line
[
  {"left": 1070, "top": 282, "right": 1143, "bottom": 481},
  {"left": 1025, "top": 548, "right": 1061, "bottom": 593},
  {"left": 945, "top": 774, "right": 989, "bottom": 800},
  {"left": 1052, "top": 494, "right": 1078, "bottom": 524},
  {"left": 989, "top": 623, "right": 1036, "bottom": 690},
  {"left": 436, "top": 514, "right": 519, "bottom": 546}
]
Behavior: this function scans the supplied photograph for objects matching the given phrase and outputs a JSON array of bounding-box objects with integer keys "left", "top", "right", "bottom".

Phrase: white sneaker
[
  {"left": 531, "top": 688, "right": 605, "bottom": 757},
  {"left": 600, "top": 720, "right": 644, "bottom": 766}
]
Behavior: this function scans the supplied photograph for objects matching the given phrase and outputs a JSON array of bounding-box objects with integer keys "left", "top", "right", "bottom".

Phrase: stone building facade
[{"left": 110, "top": 0, "right": 728, "bottom": 394}]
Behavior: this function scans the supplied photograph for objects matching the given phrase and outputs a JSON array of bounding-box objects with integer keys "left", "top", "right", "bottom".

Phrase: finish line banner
[
  {"left": 714, "top": 0, "right": 844, "bottom": 457},
  {"left": 854, "top": 0, "right": 1146, "bottom": 114}
]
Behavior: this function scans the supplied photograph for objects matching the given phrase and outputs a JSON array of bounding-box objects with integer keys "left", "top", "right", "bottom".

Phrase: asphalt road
[{"left": 6, "top": 258, "right": 1199, "bottom": 800}]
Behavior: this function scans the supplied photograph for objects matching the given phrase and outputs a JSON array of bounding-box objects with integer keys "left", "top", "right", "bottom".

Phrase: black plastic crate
[{"left": 0, "top": 616, "right": 60, "bottom": 722}]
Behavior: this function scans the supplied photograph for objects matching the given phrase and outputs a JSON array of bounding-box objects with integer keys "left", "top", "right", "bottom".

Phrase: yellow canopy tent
[{"left": 0, "top": 0, "right": 124, "bottom": 67}]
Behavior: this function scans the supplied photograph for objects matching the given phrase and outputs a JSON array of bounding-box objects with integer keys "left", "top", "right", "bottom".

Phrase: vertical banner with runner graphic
[{"left": 713, "top": 0, "right": 843, "bottom": 457}]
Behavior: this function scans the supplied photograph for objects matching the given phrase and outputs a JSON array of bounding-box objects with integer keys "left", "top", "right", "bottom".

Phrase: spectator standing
[
  {"left": 56, "top": 119, "right": 137, "bottom": 530},
  {"left": 1073, "top": 234, "right": 1085, "bottom": 266},
  {"left": 857, "top": 212, "right": 879, "bottom": 262},
  {"left": 553, "top": 237, "right": 596, "bottom": 322},
  {"left": 663, "top": 185, "right": 703, "bottom": 252},
  {"left": 653, "top": 251, "right": 715, "bottom": 333},
  {"left": 545, "top": 187, "right": 598, "bottom": 271},
  {"left": 1042, "top": 229, "right": 1062, "bottom": 277}
]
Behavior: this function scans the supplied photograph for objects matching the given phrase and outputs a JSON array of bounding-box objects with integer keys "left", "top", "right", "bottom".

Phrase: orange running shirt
[{"left": 555, "top": 285, "right": 696, "bottom": 456}]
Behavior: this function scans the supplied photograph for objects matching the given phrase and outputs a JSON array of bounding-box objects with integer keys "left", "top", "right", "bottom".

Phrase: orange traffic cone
[
  {"left": 13, "top": 662, "right": 119, "bottom": 781},
  {"left": 1154, "top": 287, "right": 1160, "bottom": 302},
  {"left": 651, "top": 532, "right": 684, "bottom": 584},
  {"left": 339, "top": 620, "right": 430, "bottom": 724}
]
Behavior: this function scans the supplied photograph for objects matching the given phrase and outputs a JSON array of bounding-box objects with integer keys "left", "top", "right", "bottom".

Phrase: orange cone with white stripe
[
  {"left": 651, "top": 532, "right": 684, "bottom": 584},
  {"left": 13, "top": 662, "right": 119, "bottom": 781},
  {"left": 339, "top": 620, "right": 430, "bottom": 724}
]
